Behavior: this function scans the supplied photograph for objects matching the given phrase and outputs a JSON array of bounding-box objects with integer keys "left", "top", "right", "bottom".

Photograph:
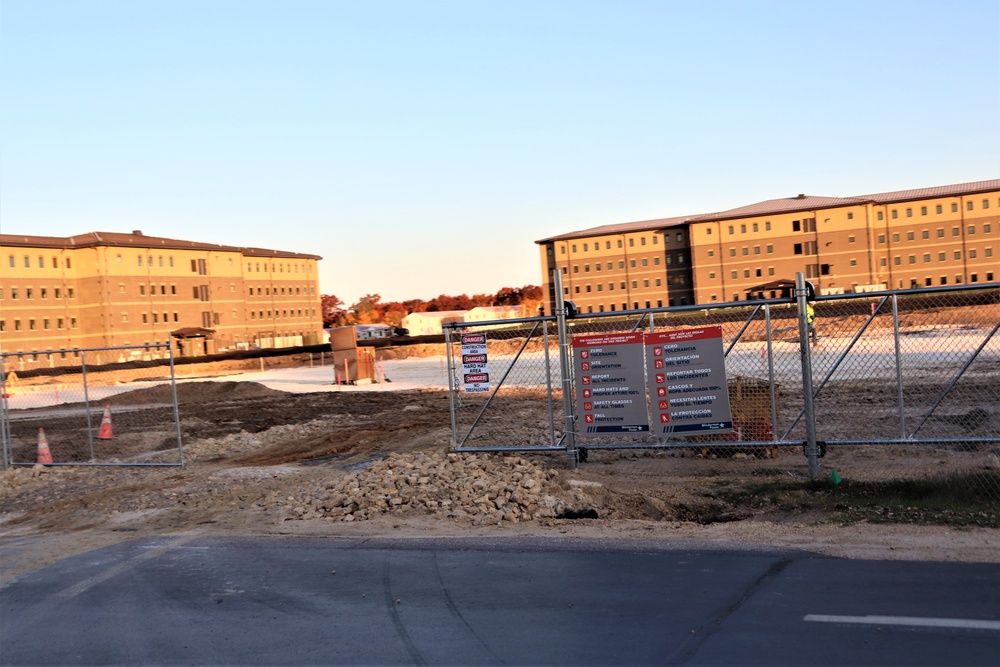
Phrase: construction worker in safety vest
[{"left": 806, "top": 302, "right": 817, "bottom": 345}]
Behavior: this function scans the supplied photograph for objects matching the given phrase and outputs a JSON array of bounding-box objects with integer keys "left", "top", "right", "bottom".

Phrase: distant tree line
[{"left": 321, "top": 285, "right": 543, "bottom": 328}]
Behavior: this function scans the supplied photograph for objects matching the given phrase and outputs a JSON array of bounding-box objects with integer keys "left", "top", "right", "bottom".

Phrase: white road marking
[
  {"left": 805, "top": 614, "right": 1000, "bottom": 631},
  {"left": 55, "top": 535, "right": 198, "bottom": 600}
]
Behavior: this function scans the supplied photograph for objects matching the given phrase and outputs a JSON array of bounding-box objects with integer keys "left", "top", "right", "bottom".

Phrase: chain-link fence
[
  {"left": 1, "top": 345, "right": 183, "bottom": 467},
  {"left": 445, "top": 280, "right": 1000, "bottom": 501},
  {"left": 445, "top": 318, "right": 563, "bottom": 453}
]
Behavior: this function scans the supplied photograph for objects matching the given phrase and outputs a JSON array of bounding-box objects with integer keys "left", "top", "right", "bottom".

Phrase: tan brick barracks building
[
  {"left": 0, "top": 230, "right": 323, "bottom": 359},
  {"left": 538, "top": 179, "right": 999, "bottom": 314}
]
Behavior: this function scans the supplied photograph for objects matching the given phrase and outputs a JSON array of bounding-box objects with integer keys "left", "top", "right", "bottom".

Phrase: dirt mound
[{"left": 108, "top": 381, "right": 286, "bottom": 406}]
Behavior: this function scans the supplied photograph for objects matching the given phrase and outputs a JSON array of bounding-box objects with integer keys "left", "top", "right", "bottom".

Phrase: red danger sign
[
  {"left": 462, "top": 334, "right": 486, "bottom": 345},
  {"left": 464, "top": 373, "right": 489, "bottom": 383},
  {"left": 463, "top": 354, "right": 487, "bottom": 364}
]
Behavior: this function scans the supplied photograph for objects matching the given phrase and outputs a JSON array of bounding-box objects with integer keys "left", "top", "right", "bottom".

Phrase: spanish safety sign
[
  {"left": 572, "top": 332, "right": 649, "bottom": 435},
  {"left": 644, "top": 326, "right": 734, "bottom": 435},
  {"left": 461, "top": 333, "right": 490, "bottom": 394}
]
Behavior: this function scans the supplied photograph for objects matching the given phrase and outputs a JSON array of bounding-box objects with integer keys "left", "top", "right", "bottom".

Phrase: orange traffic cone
[
  {"left": 97, "top": 404, "right": 113, "bottom": 440},
  {"left": 36, "top": 428, "right": 53, "bottom": 465}
]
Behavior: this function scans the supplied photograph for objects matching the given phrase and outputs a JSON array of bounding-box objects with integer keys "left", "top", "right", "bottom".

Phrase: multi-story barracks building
[
  {"left": 537, "top": 179, "right": 999, "bottom": 314},
  {"left": 0, "top": 230, "right": 323, "bottom": 361}
]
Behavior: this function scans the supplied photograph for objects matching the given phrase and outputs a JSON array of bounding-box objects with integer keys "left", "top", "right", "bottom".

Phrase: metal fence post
[
  {"left": 554, "top": 269, "right": 578, "bottom": 469},
  {"left": 543, "top": 319, "right": 557, "bottom": 447},
  {"left": 168, "top": 343, "right": 184, "bottom": 466},
  {"left": 796, "top": 273, "right": 820, "bottom": 480},
  {"left": 0, "top": 354, "right": 9, "bottom": 470},
  {"left": 81, "top": 350, "right": 96, "bottom": 463},
  {"left": 445, "top": 327, "right": 459, "bottom": 448}
]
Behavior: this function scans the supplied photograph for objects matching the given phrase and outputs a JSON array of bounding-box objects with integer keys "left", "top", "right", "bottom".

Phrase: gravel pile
[{"left": 283, "top": 451, "right": 565, "bottom": 524}]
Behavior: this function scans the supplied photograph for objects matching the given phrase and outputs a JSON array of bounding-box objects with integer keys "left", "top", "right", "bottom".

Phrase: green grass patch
[{"left": 705, "top": 471, "right": 1000, "bottom": 527}]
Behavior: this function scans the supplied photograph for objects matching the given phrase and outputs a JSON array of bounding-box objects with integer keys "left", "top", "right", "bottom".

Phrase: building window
[
  {"left": 643, "top": 280, "right": 649, "bottom": 287},
  {"left": 742, "top": 247, "right": 749, "bottom": 256},
  {"left": 954, "top": 251, "right": 962, "bottom": 260},
  {"left": 920, "top": 206, "right": 927, "bottom": 215},
  {"left": 850, "top": 259, "right": 857, "bottom": 266},
  {"left": 983, "top": 199, "right": 990, "bottom": 209},
  {"left": 26, "top": 288, "right": 33, "bottom": 299},
  {"left": 907, "top": 232, "right": 914, "bottom": 241},
  {"left": 728, "top": 225, "right": 735, "bottom": 235},
  {"left": 936, "top": 204, "right": 942, "bottom": 214},
  {"left": 140, "top": 285, "right": 146, "bottom": 295},
  {"left": 878, "top": 235, "right": 885, "bottom": 243},
  {"left": 729, "top": 248, "right": 736, "bottom": 257},
  {"left": 630, "top": 260, "right": 636, "bottom": 268},
  {"left": 877, "top": 211, "right": 883, "bottom": 221},
  {"left": 908, "top": 255, "right": 916, "bottom": 264},
  {"left": 967, "top": 201, "right": 974, "bottom": 211},
  {"left": 653, "top": 257, "right": 660, "bottom": 265},
  {"left": 583, "top": 243, "right": 588, "bottom": 251},
  {"left": 847, "top": 212, "right": 854, "bottom": 220},
  {"left": 893, "top": 233, "right": 900, "bottom": 242},
  {"left": 629, "top": 238, "right": 634, "bottom": 247},
  {"left": 923, "top": 254, "right": 930, "bottom": 262},
  {"left": 71, "top": 318, "right": 77, "bottom": 328},
  {"left": 891, "top": 210, "right": 898, "bottom": 219},
  {"left": 968, "top": 226, "right": 975, "bottom": 235},
  {"left": 641, "top": 259, "right": 648, "bottom": 266},
  {"left": 952, "top": 203, "right": 958, "bottom": 212},
  {"left": 752, "top": 223, "right": 758, "bottom": 232},
  {"left": 921, "top": 230, "right": 929, "bottom": 239},
  {"left": 640, "top": 237, "right": 646, "bottom": 246},
  {"left": 938, "top": 252, "right": 946, "bottom": 261},
  {"left": 953, "top": 227, "right": 960, "bottom": 236},
  {"left": 740, "top": 224, "right": 746, "bottom": 233},
  {"left": 906, "top": 208, "right": 912, "bottom": 217},
  {"left": 731, "top": 271, "right": 738, "bottom": 279},
  {"left": 23, "top": 256, "right": 29, "bottom": 267}
]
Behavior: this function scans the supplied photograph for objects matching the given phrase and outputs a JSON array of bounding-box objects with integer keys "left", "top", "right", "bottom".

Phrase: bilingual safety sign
[
  {"left": 461, "top": 333, "right": 490, "bottom": 394},
  {"left": 645, "top": 326, "right": 734, "bottom": 435},
  {"left": 572, "top": 332, "right": 649, "bottom": 435}
]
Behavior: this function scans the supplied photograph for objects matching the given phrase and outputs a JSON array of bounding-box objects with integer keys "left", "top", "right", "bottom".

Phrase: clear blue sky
[{"left": 2, "top": 0, "right": 998, "bottom": 305}]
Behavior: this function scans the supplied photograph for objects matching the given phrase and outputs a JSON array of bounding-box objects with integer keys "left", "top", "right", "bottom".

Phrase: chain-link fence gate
[
  {"left": 1, "top": 344, "right": 184, "bottom": 467},
  {"left": 446, "top": 276, "right": 999, "bottom": 500}
]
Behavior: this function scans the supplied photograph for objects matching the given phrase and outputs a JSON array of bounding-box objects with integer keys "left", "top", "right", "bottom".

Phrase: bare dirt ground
[{"left": 2, "top": 380, "right": 998, "bottom": 587}]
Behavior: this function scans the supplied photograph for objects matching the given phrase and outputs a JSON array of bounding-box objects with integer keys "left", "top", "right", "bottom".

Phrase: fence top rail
[
  {"left": 1, "top": 343, "right": 172, "bottom": 359},
  {"left": 447, "top": 282, "right": 999, "bottom": 332},
  {"left": 811, "top": 281, "right": 999, "bottom": 303},
  {"left": 443, "top": 316, "right": 554, "bottom": 330}
]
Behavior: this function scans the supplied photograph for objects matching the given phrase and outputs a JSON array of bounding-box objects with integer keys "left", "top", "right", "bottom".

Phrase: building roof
[
  {"left": 0, "top": 230, "right": 322, "bottom": 260},
  {"left": 537, "top": 179, "right": 1000, "bottom": 239},
  {"left": 535, "top": 215, "right": 691, "bottom": 244},
  {"left": 856, "top": 179, "right": 1000, "bottom": 204},
  {"left": 404, "top": 310, "right": 468, "bottom": 319},
  {"left": 687, "top": 195, "right": 866, "bottom": 223}
]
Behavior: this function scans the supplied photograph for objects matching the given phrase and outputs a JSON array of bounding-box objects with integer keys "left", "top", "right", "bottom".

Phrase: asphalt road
[{"left": 1, "top": 536, "right": 998, "bottom": 665}]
